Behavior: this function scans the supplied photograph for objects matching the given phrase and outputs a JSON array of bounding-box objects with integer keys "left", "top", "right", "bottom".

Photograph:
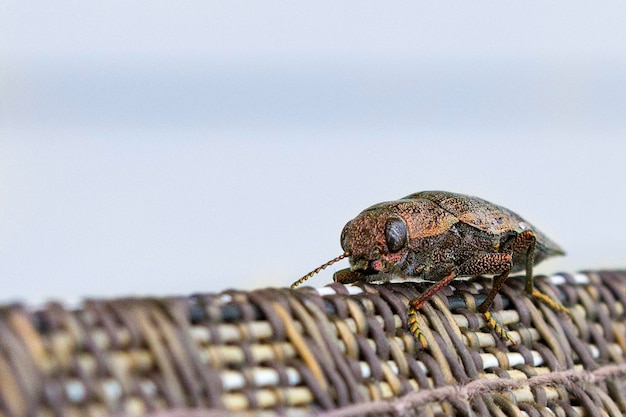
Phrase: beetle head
[
  {"left": 290, "top": 207, "right": 409, "bottom": 288},
  {"left": 341, "top": 210, "right": 408, "bottom": 274}
]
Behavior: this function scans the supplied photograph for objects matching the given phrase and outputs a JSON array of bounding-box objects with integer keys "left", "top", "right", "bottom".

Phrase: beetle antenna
[{"left": 291, "top": 252, "right": 349, "bottom": 288}]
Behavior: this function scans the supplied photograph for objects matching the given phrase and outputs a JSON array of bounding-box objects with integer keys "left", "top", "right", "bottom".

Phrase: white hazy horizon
[{"left": 1, "top": 2, "right": 624, "bottom": 303}]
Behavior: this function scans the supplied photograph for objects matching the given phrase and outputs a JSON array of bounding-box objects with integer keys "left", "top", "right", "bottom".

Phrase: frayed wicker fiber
[{"left": 0, "top": 270, "right": 625, "bottom": 417}]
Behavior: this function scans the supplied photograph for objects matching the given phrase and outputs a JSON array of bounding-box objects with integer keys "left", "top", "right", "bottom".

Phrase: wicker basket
[{"left": 1, "top": 270, "right": 625, "bottom": 417}]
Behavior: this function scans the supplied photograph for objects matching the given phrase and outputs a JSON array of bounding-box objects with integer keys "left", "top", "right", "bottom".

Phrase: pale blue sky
[{"left": 1, "top": 2, "right": 625, "bottom": 302}]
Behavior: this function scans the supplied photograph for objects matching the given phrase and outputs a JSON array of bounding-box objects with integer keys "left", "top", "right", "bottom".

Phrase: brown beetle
[{"left": 292, "top": 191, "right": 568, "bottom": 346}]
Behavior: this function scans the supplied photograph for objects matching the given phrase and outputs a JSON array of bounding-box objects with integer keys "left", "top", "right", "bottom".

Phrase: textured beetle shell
[{"left": 340, "top": 191, "right": 564, "bottom": 283}]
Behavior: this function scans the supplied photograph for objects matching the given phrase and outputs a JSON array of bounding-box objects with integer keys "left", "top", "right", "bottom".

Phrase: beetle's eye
[{"left": 385, "top": 217, "right": 407, "bottom": 253}]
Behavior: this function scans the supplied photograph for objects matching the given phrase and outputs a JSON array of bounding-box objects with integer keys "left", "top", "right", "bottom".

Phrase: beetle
[{"left": 291, "top": 191, "right": 568, "bottom": 346}]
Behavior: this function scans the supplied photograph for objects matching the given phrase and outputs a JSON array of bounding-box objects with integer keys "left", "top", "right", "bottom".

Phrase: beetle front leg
[
  {"left": 408, "top": 267, "right": 459, "bottom": 348},
  {"left": 332, "top": 268, "right": 361, "bottom": 284}
]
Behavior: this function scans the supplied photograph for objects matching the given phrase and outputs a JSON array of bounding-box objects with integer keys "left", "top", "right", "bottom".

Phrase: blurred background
[{"left": 1, "top": 2, "right": 624, "bottom": 303}]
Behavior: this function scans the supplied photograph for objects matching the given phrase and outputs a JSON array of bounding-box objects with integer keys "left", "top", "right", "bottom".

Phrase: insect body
[{"left": 292, "top": 191, "right": 568, "bottom": 346}]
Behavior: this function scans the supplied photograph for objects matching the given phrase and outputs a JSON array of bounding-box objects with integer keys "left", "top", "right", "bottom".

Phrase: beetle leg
[
  {"left": 508, "top": 230, "right": 571, "bottom": 315},
  {"left": 408, "top": 267, "right": 459, "bottom": 348},
  {"left": 477, "top": 269, "right": 516, "bottom": 344},
  {"left": 501, "top": 230, "right": 537, "bottom": 293},
  {"left": 332, "top": 268, "right": 361, "bottom": 284},
  {"left": 410, "top": 268, "right": 459, "bottom": 310},
  {"left": 409, "top": 253, "right": 515, "bottom": 347},
  {"left": 458, "top": 253, "right": 517, "bottom": 344}
]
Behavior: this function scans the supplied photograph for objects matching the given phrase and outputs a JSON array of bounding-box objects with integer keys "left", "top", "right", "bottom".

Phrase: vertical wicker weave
[{"left": 0, "top": 270, "right": 625, "bottom": 417}]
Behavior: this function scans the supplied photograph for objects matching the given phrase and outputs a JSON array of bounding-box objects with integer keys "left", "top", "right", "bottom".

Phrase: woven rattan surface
[{"left": 0, "top": 270, "right": 625, "bottom": 417}]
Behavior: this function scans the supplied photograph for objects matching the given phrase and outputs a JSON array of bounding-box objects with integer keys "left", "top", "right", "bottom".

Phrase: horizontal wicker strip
[{"left": 0, "top": 270, "right": 625, "bottom": 417}]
